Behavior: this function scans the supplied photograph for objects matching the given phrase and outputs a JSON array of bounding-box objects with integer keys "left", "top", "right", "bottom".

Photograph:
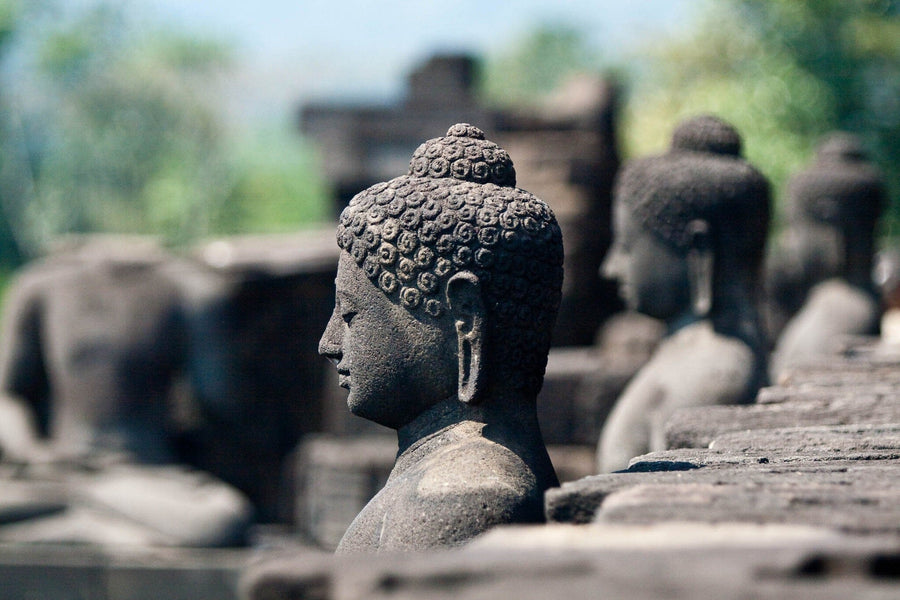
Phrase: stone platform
[
  {"left": 6, "top": 338, "right": 900, "bottom": 598},
  {"left": 241, "top": 337, "right": 900, "bottom": 599}
]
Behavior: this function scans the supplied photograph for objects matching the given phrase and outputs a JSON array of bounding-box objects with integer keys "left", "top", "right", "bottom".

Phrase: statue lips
[{"left": 337, "top": 367, "right": 351, "bottom": 389}]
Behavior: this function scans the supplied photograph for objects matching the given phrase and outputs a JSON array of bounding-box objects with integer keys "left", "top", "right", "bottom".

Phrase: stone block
[
  {"left": 664, "top": 394, "right": 900, "bottom": 450},
  {"left": 546, "top": 457, "right": 900, "bottom": 529},
  {"left": 293, "top": 435, "right": 396, "bottom": 550},
  {"left": 241, "top": 533, "right": 900, "bottom": 600},
  {"left": 0, "top": 544, "right": 248, "bottom": 600},
  {"left": 536, "top": 348, "right": 603, "bottom": 445}
]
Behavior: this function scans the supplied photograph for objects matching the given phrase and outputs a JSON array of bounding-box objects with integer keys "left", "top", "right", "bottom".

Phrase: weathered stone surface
[
  {"left": 768, "top": 133, "right": 885, "bottom": 374},
  {"left": 184, "top": 230, "right": 339, "bottom": 523},
  {"left": 548, "top": 458, "right": 900, "bottom": 529},
  {"left": 593, "top": 476, "right": 900, "bottom": 535},
  {"left": 776, "top": 362, "right": 900, "bottom": 387},
  {"left": 317, "top": 125, "right": 562, "bottom": 552},
  {"left": 293, "top": 435, "right": 396, "bottom": 550},
  {"left": 0, "top": 543, "right": 249, "bottom": 600},
  {"left": 709, "top": 423, "right": 900, "bottom": 455},
  {"left": 242, "top": 535, "right": 900, "bottom": 600},
  {"left": 756, "top": 384, "right": 900, "bottom": 404},
  {"left": 597, "top": 116, "right": 770, "bottom": 472},
  {"left": 627, "top": 427, "right": 900, "bottom": 470},
  {"left": 664, "top": 394, "right": 900, "bottom": 449},
  {"left": 537, "top": 348, "right": 604, "bottom": 445},
  {"left": 473, "top": 522, "right": 857, "bottom": 552}
]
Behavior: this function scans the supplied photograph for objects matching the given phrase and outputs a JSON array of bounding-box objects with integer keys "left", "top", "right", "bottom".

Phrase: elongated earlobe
[
  {"left": 686, "top": 219, "right": 713, "bottom": 318},
  {"left": 445, "top": 271, "right": 485, "bottom": 405}
]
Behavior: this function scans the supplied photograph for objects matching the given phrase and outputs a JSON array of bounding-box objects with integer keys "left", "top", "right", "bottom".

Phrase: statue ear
[
  {"left": 445, "top": 271, "right": 485, "bottom": 405},
  {"left": 686, "top": 219, "right": 713, "bottom": 318}
]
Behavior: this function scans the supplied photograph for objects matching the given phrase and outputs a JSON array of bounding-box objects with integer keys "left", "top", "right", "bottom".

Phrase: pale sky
[{"left": 129, "top": 0, "right": 699, "bottom": 123}]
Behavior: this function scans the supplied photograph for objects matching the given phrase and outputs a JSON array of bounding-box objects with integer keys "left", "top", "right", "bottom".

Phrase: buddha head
[
  {"left": 785, "top": 132, "right": 885, "bottom": 285},
  {"left": 603, "top": 115, "right": 770, "bottom": 325},
  {"left": 319, "top": 124, "right": 563, "bottom": 430}
]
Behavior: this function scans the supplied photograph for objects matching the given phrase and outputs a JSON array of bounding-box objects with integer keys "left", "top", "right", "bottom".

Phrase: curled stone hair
[
  {"left": 788, "top": 132, "right": 885, "bottom": 229},
  {"left": 615, "top": 116, "right": 770, "bottom": 271},
  {"left": 337, "top": 124, "right": 564, "bottom": 395}
]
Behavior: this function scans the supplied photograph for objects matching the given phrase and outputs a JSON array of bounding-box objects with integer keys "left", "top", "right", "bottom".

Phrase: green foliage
[
  {"left": 481, "top": 24, "right": 602, "bottom": 107},
  {"left": 0, "top": 1, "right": 329, "bottom": 263},
  {"left": 622, "top": 0, "right": 900, "bottom": 235},
  {"left": 214, "top": 128, "right": 330, "bottom": 235}
]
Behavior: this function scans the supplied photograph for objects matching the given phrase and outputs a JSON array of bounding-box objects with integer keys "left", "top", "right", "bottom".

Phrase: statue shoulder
[
  {"left": 338, "top": 434, "right": 544, "bottom": 553},
  {"left": 650, "top": 324, "right": 758, "bottom": 403}
]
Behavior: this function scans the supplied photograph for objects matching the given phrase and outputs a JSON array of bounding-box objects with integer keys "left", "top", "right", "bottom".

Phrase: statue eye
[{"left": 341, "top": 310, "right": 357, "bottom": 326}]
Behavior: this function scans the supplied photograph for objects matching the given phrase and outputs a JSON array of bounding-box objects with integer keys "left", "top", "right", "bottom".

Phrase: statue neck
[
  {"left": 668, "top": 273, "right": 766, "bottom": 364},
  {"left": 396, "top": 391, "right": 539, "bottom": 456},
  {"left": 397, "top": 397, "right": 472, "bottom": 455},
  {"left": 843, "top": 238, "right": 876, "bottom": 291}
]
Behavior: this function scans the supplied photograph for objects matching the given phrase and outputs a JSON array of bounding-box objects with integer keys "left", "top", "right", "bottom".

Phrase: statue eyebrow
[{"left": 336, "top": 291, "right": 357, "bottom": 308}]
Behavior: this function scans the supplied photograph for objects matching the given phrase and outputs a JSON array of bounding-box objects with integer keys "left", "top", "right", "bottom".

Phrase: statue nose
[
  {"left": 601, "top": 247, "right": 623, "bottom": 280},
  {"left": 318, "top": 308, "right": 343, "bottom": 361}
]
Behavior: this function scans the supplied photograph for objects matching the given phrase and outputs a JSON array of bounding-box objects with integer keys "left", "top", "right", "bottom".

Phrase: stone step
[
  {"left": 664, "top": 395, "right": 900, "bottom": 449},
  {"left": 242, "top": 531, "right": 900, "bottom": 600},
  {"left": 546, "top": 457, "right": 900, "bottom": 526}
]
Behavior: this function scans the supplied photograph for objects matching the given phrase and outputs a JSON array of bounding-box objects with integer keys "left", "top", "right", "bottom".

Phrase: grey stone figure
[
  {"left": 769, "top": 134, "right": 886, "bottom": 379},
  {"left": 597, "top": 116, "right": 770, "bottom": 473},
  {"left": 318, "top": 124, "right": 563, "bottom": 553},
  {"left": 0, "top": 237, "right": 251, "bottom": 546}
]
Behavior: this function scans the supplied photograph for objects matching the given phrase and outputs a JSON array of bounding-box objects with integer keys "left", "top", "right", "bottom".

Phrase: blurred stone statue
[
  {"left": 0, "top": 237, "right": 251, "bottom": 546},
  {"left": 318, "top": 124, "right": 563, "bottom": 552},
  {"left": 597, "top": 116, "right": 770, "bottom": 473},
  {"left": 768, "top": 133, "right": 886, "bottom": 378}
]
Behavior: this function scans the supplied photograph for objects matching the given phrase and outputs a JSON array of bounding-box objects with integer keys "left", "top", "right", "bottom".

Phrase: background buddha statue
[
  {"left": 0, "top": 237, "right": 251, "bottom": 547},
  {"left": 597, "top": 115, "right": 771, "bottom": 473},
  {"left": 768, "top": 133, "right": 886, "bottom": 378},
  {"left": 318, "top": 123, "right": 563, "bottom": 553}
]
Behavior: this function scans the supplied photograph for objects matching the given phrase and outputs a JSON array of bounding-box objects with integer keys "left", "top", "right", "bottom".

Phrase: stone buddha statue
[
  {"left": 0, "top": 238, "right": 251, "bottom": 546},
  {"left": 318, "top": 124, "right": 563, "bottom": 552},
  {"left": 597, "top": 116, "right": 770, "bottom": 473},
  {"left": 768, "top": 133, "right": 885, "bottom": 378}
]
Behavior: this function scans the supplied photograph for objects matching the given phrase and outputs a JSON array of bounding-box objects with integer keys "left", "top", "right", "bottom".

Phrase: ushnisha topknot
[
  {"left": 615, "top": 116, "right": 769, "bottom": 269},
  {"left": 788, "top": 132, "right": 885, "bottom": 227},
  {"left": 408, "top": 123, "right": 517, "bottom": 187},
  {"left": 336, "top": 124, "right": 563, "bottom": 395},
  {"left": 671, "top": 114, "right": 742, "bottom": 157}
]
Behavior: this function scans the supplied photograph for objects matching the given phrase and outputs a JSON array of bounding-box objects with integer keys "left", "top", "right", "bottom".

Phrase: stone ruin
[
  {"left": 0, "top": 112, "right": 896, "bottom": 598},
  {"left": 0, "top": 231, "right": 340, "bottom": 544}
]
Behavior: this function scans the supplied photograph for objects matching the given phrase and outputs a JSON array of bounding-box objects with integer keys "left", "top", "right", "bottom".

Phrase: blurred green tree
[
  {"left": 480, "top": 24, "right": 603, "bottom": 107},
  {"left": 0, "top": 0, "right": 26, "bottom": 271},
  {"left": 0, "top": 0, "right": 328, "bottom": 264},
  {"left": 622, "top": 0, "right": 900, "bottom": 235}
]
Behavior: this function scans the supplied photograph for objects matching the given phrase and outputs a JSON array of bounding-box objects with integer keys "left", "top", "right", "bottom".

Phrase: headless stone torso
[
  {"left": 0, "top": 244, "right": 252, "bottom": 547},
  {"left": 39, "top": 260, "right": 182, "bottom": 461},
  {"left": 0, "top": 252, "right": 184, "bottom": 463},
  {"left": 336, "top": 400, "right": 557, "bottom": 553}
]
